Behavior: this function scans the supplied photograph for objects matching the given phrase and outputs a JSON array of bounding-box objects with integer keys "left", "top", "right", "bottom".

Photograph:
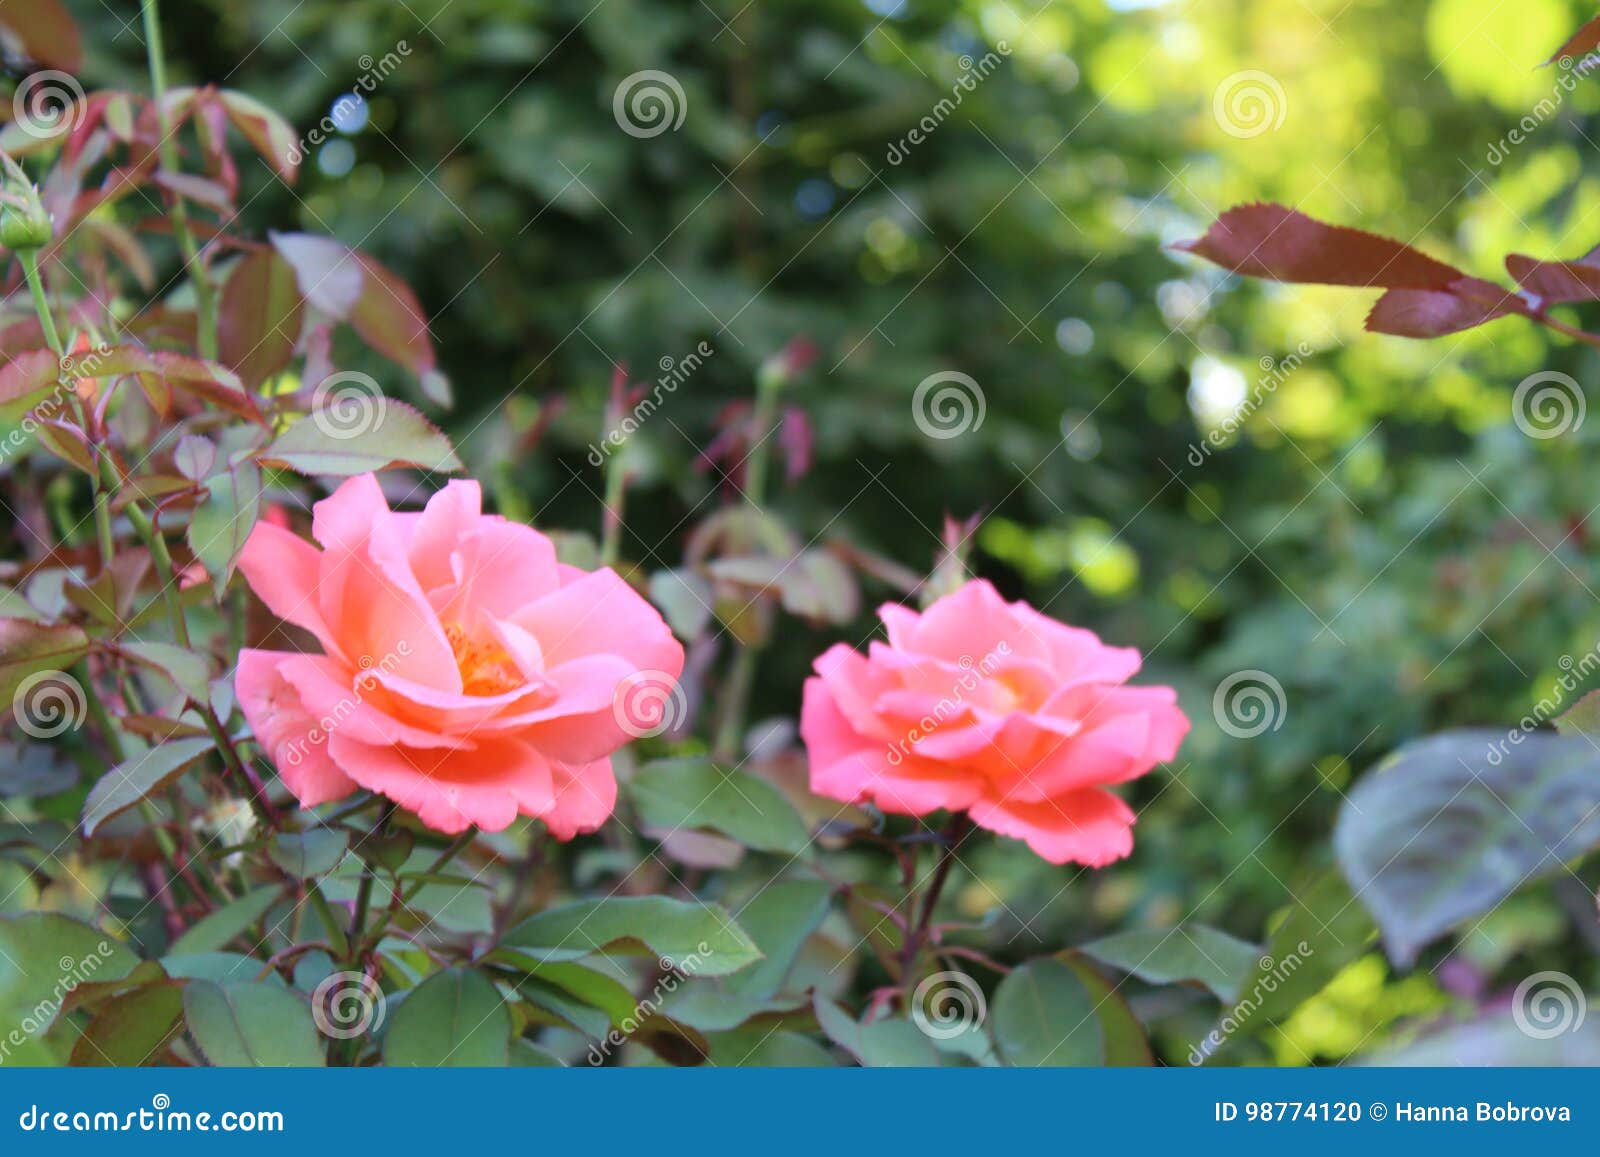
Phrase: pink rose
[
  {"left": 234, "top": 474, "right": 683, "bottom": 836},
  {"left": 800, "top": 580, "right": 1189, "bottom": 865}
]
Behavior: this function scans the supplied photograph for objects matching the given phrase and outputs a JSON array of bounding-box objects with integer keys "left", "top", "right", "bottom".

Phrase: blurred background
[{"left": 57, "top": 0, "right": 1600, "bottom": 1060}]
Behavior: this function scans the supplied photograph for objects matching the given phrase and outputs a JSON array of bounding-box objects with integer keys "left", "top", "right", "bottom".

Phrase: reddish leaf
[
  {"left": 146, "top": 353, "right": 266, "bottom": 425},
  {"left": 1172, "top": 203, "right": 1465, "bottom": 290},
  {"left": 152, "top": 170, "right": 234, "bottom": 214},
  {"left": 270, "top": 231, "right": 365, "bottom": 318},
  {"left": 1366, "top": 278, "right": 1525, "bottom": 338},
  {"left": 0, "top": 349, "right": 61, "bottom": 405},
  {"left": 1546, "top": 16, "right": 1600, "bottom": 65},
  {"left": 1506, "top": 251, "right": 1600, "bottom": 304},
  {"left": 219, "top": 249, "right": 304, "bottom": 388},
  {"left": 216, "top": 89, "right": 300, "bottom": 184},
  {"left": 351, "top": 251, "right": 438, "bottom": 377},
  {"left": 0, "top": 0, "right": 83, "bottom": 71},
  {"left": 33, "top": 418, "right": 95, "bottom": 475}
]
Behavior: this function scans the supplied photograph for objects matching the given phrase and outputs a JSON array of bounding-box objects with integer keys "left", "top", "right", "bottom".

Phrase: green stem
[
  {"left": 19, "top": 249, "right": 61, "bottom": 354},
  {"left": 358, "top": 830, "right": 476, "bottom": 956},
  {"left": 141, "top": 0, "right": 218, "bottom": 360},
  {"left": 306, "top": 881, "right": 349, "bottom": 959}
]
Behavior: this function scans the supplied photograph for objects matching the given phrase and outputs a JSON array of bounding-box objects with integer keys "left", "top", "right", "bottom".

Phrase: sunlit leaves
[{"left": 261, "top": 403, "right": 461, "bottom": 475}]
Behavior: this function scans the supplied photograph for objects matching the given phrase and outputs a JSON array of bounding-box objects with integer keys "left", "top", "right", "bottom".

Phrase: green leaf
[
  {"left": 630, "top": 757, "right": 811, "bottom": 854},
  {"left": 813, "top": 996, "right": 940, "bottom": 1066},
  {"left": 724, "top": 879, "right": 832, "bottom": 999},
  {"left": 262, "top": 402, "right": 462, "bottom": 476},
  {"left": 705, "top": 1028, "right": 835, "bottom": 1067},
  {"left": 162, "top": 953, "right": 285, "bottom": 985},
  {"left": 0, "top": 914, "right": 139, "bottom": 1042},
  {"left": 183, "top": 979, "right": 325, "bottom": 1066},
  {"left": 1059, "top": 955, "right": 1151, "bottom": 1066},
  {"left": 509, "top": 1039, "right": 564, "bottom": 1066},
  {"left": 1078, "top": 924, "right": 1260, "bottom": 1002},
  {"left": 170, "top": 886, "right": 283, "bottom": 955},
  {"left": 384, "top": 968, "right": 511, "bottom": 1067},
  {"left": 0, "top": 619, "right": 88, "bottom": 704},
  {"left": 71, "top": 982, "right": 185, "bottom": 1066},
  {"left": 497, "top": 896, "right": 762, "bottom": 978},
  {"left": 1335, "top": 729, "right": 1600, "bottom": 965},
  {"left": 82, "top": 738, "right": 214, "bottom": 836},
  {"left": 187, "top": 460, "right": 263, "bottom": 596},
  {"left": 991, "top": 958, "right": 1102, "bottom": 1067},
  {"left": 121, "top": 641, "right": 211, "bottom": 704},
  {"left": 269, "top": 829, "right": 350, "bottom": 879}
]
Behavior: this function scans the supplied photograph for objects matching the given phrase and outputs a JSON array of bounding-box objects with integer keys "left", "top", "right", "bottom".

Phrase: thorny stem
[{"left": 141, "top": 0, "right": 218, "bottom": 360}]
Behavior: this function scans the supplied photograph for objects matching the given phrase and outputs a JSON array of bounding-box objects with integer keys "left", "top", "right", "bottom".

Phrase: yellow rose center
[{"left": 444, "top": 622, "right": 524, "bottom": 697}]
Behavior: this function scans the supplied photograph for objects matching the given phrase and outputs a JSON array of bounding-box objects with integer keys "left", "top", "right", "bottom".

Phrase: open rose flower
[
  {"left": 800, "top": 580, "right": 1189, "bottom": 865},
  {"left": 235, "top": 474, "right": 683, "bottom": 836}
]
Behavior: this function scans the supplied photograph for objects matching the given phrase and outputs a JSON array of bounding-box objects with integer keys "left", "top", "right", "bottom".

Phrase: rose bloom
[
  {"left": 800, "top": 580, "right": 1189, "bottom": 865},
  {"left": 235, "top": 474, "right": 683, "bottom": 836}
]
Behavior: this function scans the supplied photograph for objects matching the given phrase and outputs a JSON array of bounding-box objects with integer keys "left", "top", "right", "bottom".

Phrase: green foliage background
[{"left": 59, "top": 0, "right": 1600, "bottom": 1060}]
